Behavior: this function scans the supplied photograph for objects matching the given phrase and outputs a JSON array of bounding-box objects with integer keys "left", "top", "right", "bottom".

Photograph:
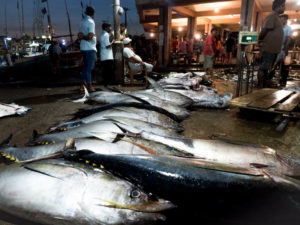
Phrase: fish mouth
[{"left": 98, "top": 199, "right": 176, "bottom": 212}]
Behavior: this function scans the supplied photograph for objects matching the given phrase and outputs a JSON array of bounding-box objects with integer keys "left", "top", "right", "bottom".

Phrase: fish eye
[{"left": 130, "top": 189, "right": 141, "bottom": 198}]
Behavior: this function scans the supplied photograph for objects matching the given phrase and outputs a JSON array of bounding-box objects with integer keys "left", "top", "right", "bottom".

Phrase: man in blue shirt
[
  {"left": 278, "top": 14, "right": 292, "bottom": 86},
  {"left": 78, "top": 6, "right": 97, "bottom": 93},
  {"left": 100, "top": 22, "right": 115, "bottom": 86}
]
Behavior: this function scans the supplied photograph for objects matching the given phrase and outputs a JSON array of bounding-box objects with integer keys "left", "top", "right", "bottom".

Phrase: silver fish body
[
  {"left": 0, "top": 160, "right": 175, "bottom": 225},
  {"left": 35, "top": 121, "right": 123, "bottom": 144},
  {"left": 140, "top": 132, "right": 300, "bottom": 177},
  {"left": 168, "top": 89, "right": 232, "bottom": 108}
]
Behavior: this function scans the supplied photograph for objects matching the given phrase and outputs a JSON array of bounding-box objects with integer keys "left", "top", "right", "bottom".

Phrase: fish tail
[
  {"left": 72, "top": 85, "right": 89, "bottom": 103},
  {"left": 0, "top": 134, "right": 13, "bottom": 148}
]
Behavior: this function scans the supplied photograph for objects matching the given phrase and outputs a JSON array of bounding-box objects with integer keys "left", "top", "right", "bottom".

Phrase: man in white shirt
[
  {"left": 123, "top": 37, "right": 153, "bottom": 73},
  {"left": 78, "top": 6, "right": 97, "bottom": 92},
  {"left": 100, "top": 22, "right": 114, "bottom": 85}
]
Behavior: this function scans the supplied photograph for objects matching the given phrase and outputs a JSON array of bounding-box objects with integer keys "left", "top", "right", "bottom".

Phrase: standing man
[
  {"left": 225, "top": 33, "right": 235, "bottom": 64},
  {"left": 120, "top": 23, "right": 127, "bottom": 41},
  {"left": 78, "top": 6, "right": 97, "bottom": 93},
  {"left": 278, "top": 14, "right": 292, "bottom": 86},
  {"left": 100, "top": 22, "right": 115, "bottom": 86},
  {"left": 257, "top": 0, "right": 285, "bottom": 89},
  {"left": 203, "top": 28, "right": 218, "bottom": 76}
]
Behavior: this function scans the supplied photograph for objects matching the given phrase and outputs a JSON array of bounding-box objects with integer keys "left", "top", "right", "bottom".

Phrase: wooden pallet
[{"left": 229, "top": 88, "right": 300, "bottom": 130}]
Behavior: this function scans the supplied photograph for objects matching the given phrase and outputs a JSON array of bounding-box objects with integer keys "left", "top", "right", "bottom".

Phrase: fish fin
[
  {"left": 0, "top": 134, "right": 13, "bottom": 147},
  {"left": 250, "top": 163, "right": 269, "bottom": 169},
  {"left": 32, "top": 130, "right": 39, "bottom": 140},
  {"left": 105, "top": 86, "right": 123, "bottom": 93},
  {"left": 87, "top": 131, "right": 119, "bottom": 143},
  {"left": 263, "top": 169, "right": 300, "bottom": 190},
  {"left": 72, "top": 85, "right": 89, "bottom": 103},
  {"left": 146, "top": 76, "right": 164, "bottom": 92},
  {"left": 121, "top": 138, "right": 160, "bottom": 155},
  {"left": 64, "top": 138, "right": 76, "bottom": 150},
  {"left": 112, "top": 133, "right": 125, "bottom": 143},
  {"left": 23, "top": 165, "right": 63, "bottom": 180}
]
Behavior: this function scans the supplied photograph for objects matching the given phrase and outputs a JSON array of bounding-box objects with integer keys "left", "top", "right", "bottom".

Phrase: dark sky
[{"left": 0, "top": 0, "right": 144, "bottom": 38}]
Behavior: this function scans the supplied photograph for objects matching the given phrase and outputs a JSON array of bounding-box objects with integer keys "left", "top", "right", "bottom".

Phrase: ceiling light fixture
[{"left": 214, "top": 8, "right": 219, "bottom": 13}]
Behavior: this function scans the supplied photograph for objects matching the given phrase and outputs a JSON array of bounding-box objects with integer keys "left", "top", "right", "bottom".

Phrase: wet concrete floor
[{"left": 0, "top": 77, "right": 299, "bottom": 224}]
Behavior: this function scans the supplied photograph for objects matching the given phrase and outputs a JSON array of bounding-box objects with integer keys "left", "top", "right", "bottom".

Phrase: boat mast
[
  {"left": 21, "top": 0, "right": 25, "bottom": 35},
  {"left": 4, "top": 0, "right": 8, "bottom": 36},
  {"left": 44, "top": 0, "right": 54, "bottom": 38},
  {"left": 64, "top": 0, "right": 73, "bottom": 48},
  {"left": 17, "top": 0, "right": 22, "bottom": 37}
]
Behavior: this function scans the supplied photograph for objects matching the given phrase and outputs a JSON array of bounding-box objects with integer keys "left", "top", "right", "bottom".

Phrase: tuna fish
[
  {"left": 0, "top": 102, "right": 31, "bottom": 118},
  {"left": 50, "top": 107, "right": 183, "bottom": 133},
  {"left": 168, "top": 89, "right": 233, "bottom": 108},
  {"left": 73, "top": 88, "right": 190, "bottom": 120},
  {"left": 63, "top": 151, "right": 300, "bottom": 204},
  {"left": 31, "top": 120, "right": 124, "bottom": 144},
  {"left": 139, "top": 132, "right": 300, "bottom": 177},
  {"left": 0, "top": 135, "right": 192, "bottom": 164},
  {"left": 0, "top": 159, "right": 175, "bottom": 225}
]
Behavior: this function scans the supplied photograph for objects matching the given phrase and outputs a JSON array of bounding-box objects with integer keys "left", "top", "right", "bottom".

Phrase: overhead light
[
  {"left": 195, "top": 33, "right": 201, "bottom": 40},
  {"left": 178, "top": 27, "right": 183, "bottom": 32},
  {"left": 229, "top": 15, "right": 233, "bottom": 18},
  {"left": 214, "top": 8, "right": 219, "bottom": 13},
  {"left": 294, "top": 19, "right": 297, "bottom": 22},
  {"left": 288, "top": 20, "right": 292, "bottom": 25},
  {"left": 293, "top": 31, "right": 298, "bottom": 36},
  {"left": 298, "top": 1, "right": 300, "bottom": 5},
  {"left": 150, "top": 33, "right": 155, "bottom": 38}
]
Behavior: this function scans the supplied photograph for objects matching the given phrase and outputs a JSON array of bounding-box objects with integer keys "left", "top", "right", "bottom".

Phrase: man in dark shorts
[
  {"left": 225, "top": 33, "right": 235, "bottom": 64},
  {"left": 257, "top": 0, "right": 285, "bottom": 88}
]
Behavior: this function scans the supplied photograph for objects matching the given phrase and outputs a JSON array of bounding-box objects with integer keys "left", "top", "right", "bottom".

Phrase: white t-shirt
[
  {"left": 100, "top": 31, "right": 113, "bottom": 61},
  {"left": 79, "top": 16, "right": 97, "bottom": 52},
  {"left": 123, "top": 47, "right": 142, "bottom": 67}
]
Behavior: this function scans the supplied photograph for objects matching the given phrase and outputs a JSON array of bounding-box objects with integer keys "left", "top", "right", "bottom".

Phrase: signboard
[{"left": 239, "top": 31, "right": 258, "bottom": 45}]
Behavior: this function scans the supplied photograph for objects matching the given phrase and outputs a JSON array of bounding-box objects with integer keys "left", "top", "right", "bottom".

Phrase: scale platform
[{"left": 229, "top": 88, "right": 300, "bottom": 130}]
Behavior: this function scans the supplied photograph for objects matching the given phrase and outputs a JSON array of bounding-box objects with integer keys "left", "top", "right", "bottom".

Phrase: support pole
[
  {"left": 113, "top": 0, "right": 124, "bottom": 84},
  {"left": 158, "top": 6, "right": 172, "bottom": 68}
]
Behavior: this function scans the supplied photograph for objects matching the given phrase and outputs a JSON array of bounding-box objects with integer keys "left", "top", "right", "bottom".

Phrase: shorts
[
  {"left": 204, "top": 55, "right": 214, "bottom": 69},
  {"left": 259, "top": 51, "right": 277, "bottom": 71}
]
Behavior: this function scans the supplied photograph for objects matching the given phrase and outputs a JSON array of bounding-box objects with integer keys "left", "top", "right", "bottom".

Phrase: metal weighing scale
[{"left": 236, "top": 31, "right": 258, "bottom": 97}]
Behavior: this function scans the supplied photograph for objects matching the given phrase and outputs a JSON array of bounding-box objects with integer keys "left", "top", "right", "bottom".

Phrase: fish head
[{"left": 81, "top": 170, "right": 175, "bottom": 223}]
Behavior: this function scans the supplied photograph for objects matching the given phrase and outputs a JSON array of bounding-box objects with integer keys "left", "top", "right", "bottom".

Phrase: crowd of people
[
  {"left": 75, "top": 0, "right": 291, "bottom": 93},
  {"left": 173, "top": 31, "right": 238, "bottom": 68}
]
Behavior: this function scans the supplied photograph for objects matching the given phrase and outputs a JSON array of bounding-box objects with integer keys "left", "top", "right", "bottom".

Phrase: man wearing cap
[
  {"left": 257, "top": 0, "right": 285, "bottom": 88},
  {"left": 123, "top": 37, "right": 153, "bottom": 73},
  {"left": 78, "top": 6, "right": 97, "bottom": 93},
  {"left": 100, "top": 22, "right": 115, "bottom": 86}
]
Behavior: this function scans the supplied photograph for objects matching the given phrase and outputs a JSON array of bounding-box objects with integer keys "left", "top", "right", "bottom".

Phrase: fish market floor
[{"left": 0, "top": 80, "right": 300, "bottom": 225}]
